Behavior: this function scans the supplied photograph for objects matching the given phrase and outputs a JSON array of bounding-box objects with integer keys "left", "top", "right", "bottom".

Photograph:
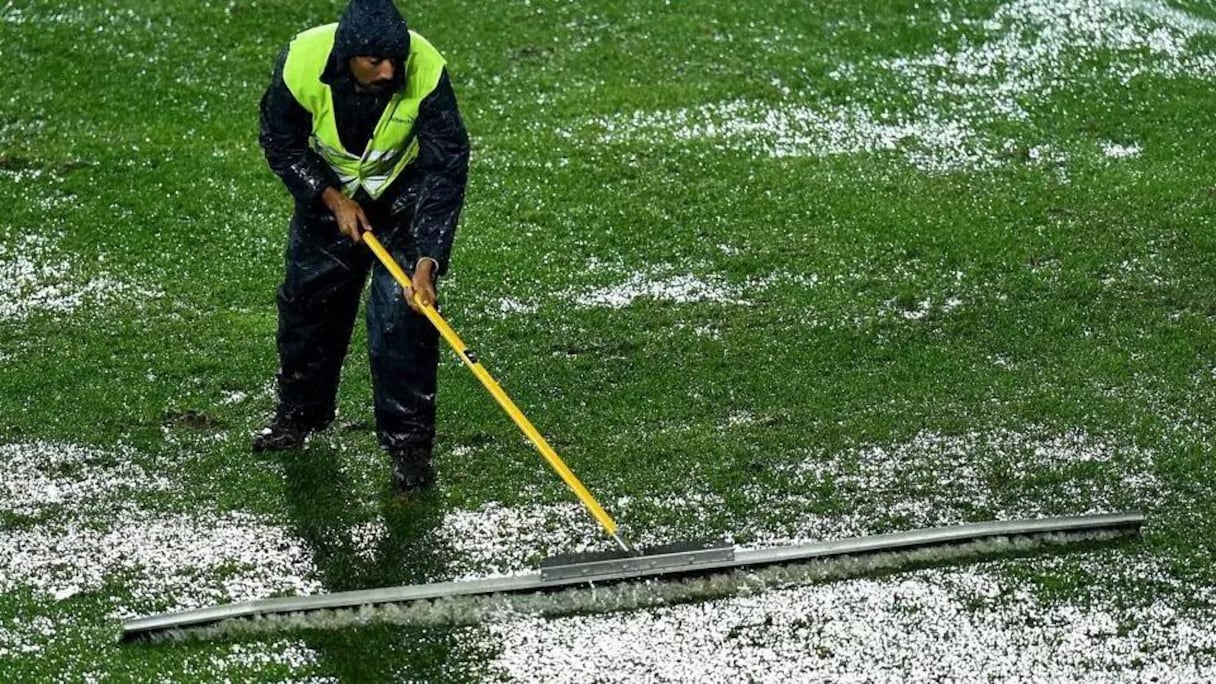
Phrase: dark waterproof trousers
[{"left": 274, "top": 207, "right": 440, "bottom": 452}]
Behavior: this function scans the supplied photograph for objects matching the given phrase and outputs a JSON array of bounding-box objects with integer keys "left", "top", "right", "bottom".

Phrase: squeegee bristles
[{"left": 130, "top": 521, "right": 1140, "bottom": 643}]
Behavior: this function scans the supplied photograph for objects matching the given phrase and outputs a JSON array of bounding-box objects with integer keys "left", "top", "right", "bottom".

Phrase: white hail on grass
[
  {"left": 880, "top": 295, "right": 966, "bottom": 321},
  {"left": 435, "top": 500, "right": 604, "bottom": 579},
  {"left": 1, "top": 509, "right": 322, "bottom": 610},
  {"left": 0, "top": 6, "right": 138, "bottom": 27},
  {"left": 0, "top": 230, "right": 160, "bottom": 323},
  {"left": 0, "top": 427, "right": 1180, "bottom": 679},
  {"left": 201, "top": 641, "right": 323, "bottom": 674},
  {"left": 0, "top": 440, "right": 326, "bottom": 677},
  {"left": 0, "top": 614, "right": 57, "bottom": 658},
  {"left": 497, "top": 297, "right": 538, "bottom": 315},
  {"left": 569, "top": 271, "right": 745, "bottom": 309},
  {"left": 485, "top": 556, "right": 1216, "bottom": 682},
  {"left": 749, "top": 428, "right": 1158, "bottom": 548},
  {"left": 491, "top": 267, "right": 824, "bottom": 317},
  {"left": 0, "top": 441, "right": 321, "bottom": 608},
  {"left": 591, "top": 0, "right": 1215, "bottom": 173},
  {"left": 1101, "top": 141, "right": 1144, "bottom": 159},
  {"left": 406, "top": 428, "right": 1158, "bottom": 580},
  {"left": 0, "top": 441, "right": 172, "bottom": 518},
  {"left": 0, "top": 424, "right": 1140, "bottom": 609}
]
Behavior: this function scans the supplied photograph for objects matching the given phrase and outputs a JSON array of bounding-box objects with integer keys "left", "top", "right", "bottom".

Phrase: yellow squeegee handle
[{"left": 363, "top": 232, "right": 626, "bottom": 545}]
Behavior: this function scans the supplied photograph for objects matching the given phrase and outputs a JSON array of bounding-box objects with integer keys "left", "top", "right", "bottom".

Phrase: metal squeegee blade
[
  {"left": 120, "top": 511, "right": 1143, "bottom": 642},
  {"left": 540, "top": 539, "right": 735, "bottom": 582}
]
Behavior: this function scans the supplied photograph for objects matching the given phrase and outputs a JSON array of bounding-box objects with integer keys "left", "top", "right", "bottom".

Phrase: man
[{"left": 254, "top": 0, "right": 469, "bottom": 494}]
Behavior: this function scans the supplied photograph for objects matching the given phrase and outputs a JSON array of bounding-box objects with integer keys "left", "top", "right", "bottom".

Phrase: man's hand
[
  {"left": 404, "top": 258, "right": 438, "bottom": 312},
  {"left": 322, "top": 187, "right": 370, "bottom": 242}
]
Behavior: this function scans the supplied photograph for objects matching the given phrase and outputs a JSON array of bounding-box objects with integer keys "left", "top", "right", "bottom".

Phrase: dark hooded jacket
[{"left": 259, "top": 0, "right": 469, "bottom": 273}]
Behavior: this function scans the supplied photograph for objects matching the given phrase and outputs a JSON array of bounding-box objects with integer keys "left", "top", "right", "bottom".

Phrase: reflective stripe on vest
[{"left": 282, "top": 23, "right": 446, "bottom": 199}]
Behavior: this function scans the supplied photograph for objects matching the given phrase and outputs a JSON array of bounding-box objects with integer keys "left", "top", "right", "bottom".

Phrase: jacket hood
[{"left": 321, "top": 0, "right": 411, "bottom": 86}]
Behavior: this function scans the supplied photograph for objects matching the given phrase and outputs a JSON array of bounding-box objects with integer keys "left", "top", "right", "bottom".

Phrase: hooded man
[{"left": 255, "top": 0, "right": 469, "bottom": 493}]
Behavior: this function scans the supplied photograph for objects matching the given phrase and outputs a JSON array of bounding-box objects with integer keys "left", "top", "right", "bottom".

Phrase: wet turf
[{"left": 2, "top": 0, "right": 1216, "bottom": 680}]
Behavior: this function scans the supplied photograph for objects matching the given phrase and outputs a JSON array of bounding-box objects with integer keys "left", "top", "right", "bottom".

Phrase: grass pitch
[{"left": 2, "top": 0, "right": 1215, "bottom": 680}]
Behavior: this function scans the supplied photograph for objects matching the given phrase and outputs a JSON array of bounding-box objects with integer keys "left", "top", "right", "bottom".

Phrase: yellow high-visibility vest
[{"left": 282, "top": 23, "right": 446, "bottom": 199}]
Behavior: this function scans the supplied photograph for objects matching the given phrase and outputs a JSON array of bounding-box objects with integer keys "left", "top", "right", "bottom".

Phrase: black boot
[
  {"left": 251, "top": 412, "right": 326, "bottom": 452},
  {"left": 390, "top": 446, "right": 435, "bottom": 493}
]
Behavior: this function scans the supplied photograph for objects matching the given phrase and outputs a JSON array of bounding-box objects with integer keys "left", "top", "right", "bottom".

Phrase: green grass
[{"left": 2, "top": 0, "right": 1216, "bottom": 680}]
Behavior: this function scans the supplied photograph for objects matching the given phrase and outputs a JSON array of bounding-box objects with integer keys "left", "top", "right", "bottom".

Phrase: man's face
[{"left": 349, "top": 56, "right": 396, "bottom": 92}]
